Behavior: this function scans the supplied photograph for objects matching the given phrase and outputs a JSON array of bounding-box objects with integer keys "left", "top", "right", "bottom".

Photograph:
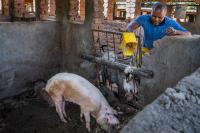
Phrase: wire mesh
[
  {"left": 92, "top": 28, "right": 142, "bottom": 66},
  {"left": 91, "top": 28, "right": 144, "bottom": 93}
]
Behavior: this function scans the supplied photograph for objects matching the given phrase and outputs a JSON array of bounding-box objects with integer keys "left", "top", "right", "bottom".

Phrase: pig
[
  {"left": 43, "top": 72, "right": 119, "bottom": 132},
  {"left": 101, "top": 51, "right": 117, "bottom": 62},
  {"left": 123, "top": 66, "right": 140, "bottom": 100},
  {"left": 99, "top": 51, "right": 140, "bottom": 101}
]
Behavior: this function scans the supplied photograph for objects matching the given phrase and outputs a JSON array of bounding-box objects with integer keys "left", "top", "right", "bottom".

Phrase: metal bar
[
  {"left": 138, "top": 37, "right": 142, "bottom": 67},
  {"left": 97, "top": 26, "right": 101, "bottom": 53},
  {"left": 92, "top": 29, "right": 122, "bottom": 36},
  {"left": 113, "top": 33, "right": 116, "bottom": 61},
  {"left": 106, "top": 32, "right": 109, "bottom": 60},
  {"left": 92, "top": 29, "right": 140, "bottom": 38},
  {"left": 80, "top": 54, "right": 154, "bottom": 79},
  {"left": 91, "top": 29, "right": 96, "bottom": 55}
]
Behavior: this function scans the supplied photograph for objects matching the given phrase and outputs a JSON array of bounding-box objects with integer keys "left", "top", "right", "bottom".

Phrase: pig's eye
[{"left": 106, "top": 113, "right": 112, "bottom": 116}]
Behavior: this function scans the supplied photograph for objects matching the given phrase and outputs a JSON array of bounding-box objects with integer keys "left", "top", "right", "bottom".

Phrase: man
[{"left": 127, "top": 2, "right": 191, "bottom": 49}]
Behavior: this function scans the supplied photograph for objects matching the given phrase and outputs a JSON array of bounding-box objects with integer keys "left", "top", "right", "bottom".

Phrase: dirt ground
[{"left": 0, "top": 86, "right": 142, "bottom": 133}]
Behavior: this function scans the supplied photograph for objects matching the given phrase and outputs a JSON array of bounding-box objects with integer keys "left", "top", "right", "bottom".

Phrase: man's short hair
[{"left": 152, "top": 2, "right": 167, "bottom": 12}]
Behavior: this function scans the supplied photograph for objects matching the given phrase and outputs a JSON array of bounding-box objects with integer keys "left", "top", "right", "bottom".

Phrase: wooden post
[
  {"left": 166, "top": 5, "right": 173, "bottom": 18},
  {"left": 135, "top": 0, "right": 141, "bottom": 18},
  {"left": 2, "top": 0, "right": 4, "bottom": 15},
  {"left": 195, "top": 0, "right": 200, "bottom": 5},
  {"left": 35, "top": 0, "right": 41, "bottom": 20},
  {"left": 9, "top": 0, "right": 14, "bottom": 21},
  {"left": 196, "top": 5, "right": 200, "bottom": 23},
  {"left": 107, "top": 0, "right": 115, "bottom": 20}
]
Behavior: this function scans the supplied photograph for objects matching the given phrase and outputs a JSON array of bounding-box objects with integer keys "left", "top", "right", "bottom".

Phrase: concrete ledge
[
  {"left": 0, "top": 20, "right": 59, "bottom": 25},
  {"left": 141, "top": 35, "right": 200, "bottom": 105},
  {"left": 121, "top": 67, "right": 200, "bottom": 133}
]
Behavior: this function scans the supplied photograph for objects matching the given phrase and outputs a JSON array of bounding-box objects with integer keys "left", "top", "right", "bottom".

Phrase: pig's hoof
[
  {"left": 61, "top": 118, "right": 67, "bottom": 123},
  {"left": 87, "top": 127, "right": 91, "bottom": 132},
  {"left": 67, "top": 117, "right": 72, "bottom": 121}
]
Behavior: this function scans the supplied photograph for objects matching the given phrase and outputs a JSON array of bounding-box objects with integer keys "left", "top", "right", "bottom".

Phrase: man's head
[{"left": 151, "top": 2, "right": 167, "bottom": 25}]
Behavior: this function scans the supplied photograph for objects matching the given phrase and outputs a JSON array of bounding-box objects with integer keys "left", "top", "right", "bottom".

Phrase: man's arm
[
  {"left": 127, "top": 21, "right": 141, "bottom": 32},
  {"left": 166, "top": 27, "right": 191, "bottom": 36},
  {"left": 166, "top": 20, "right": 191, "bottom": 36},
  {"left": 127, "top": 15, "right": 147, "bottom": 32}
]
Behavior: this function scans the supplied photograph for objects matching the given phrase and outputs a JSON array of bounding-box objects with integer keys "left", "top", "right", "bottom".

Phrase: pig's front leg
[
  {"left": 83, "top": 111, "right": 91, "bottom": 132},
  {"left": 55, "top": 99, "right": 67, "bottom": 123},
  {"left": 62, "top": 101, "right": 67, "bottom": 118}
]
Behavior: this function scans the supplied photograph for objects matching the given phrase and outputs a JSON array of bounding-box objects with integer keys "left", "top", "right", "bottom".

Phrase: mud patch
[{"left": 0, "top": 87, "right": 142, "bottom": 133}]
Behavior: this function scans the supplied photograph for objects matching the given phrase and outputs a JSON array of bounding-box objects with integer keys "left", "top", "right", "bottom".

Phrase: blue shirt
[{"left": 129, "top": 14, "right": 187, "bottom": 48}]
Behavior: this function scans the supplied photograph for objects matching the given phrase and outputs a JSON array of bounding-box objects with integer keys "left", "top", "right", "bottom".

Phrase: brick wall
[
  {"left": 92, "top": 20, "right": 127, "bottom": 54},
  {"left": 2, "top": 0, "right": 10, "bottom": 16},
  {"left": 49, "top": 0, "right": 55, "bottom": 16},
  {"left": 135, "top": 0, "right": 141, "bottom": 17},
  {"left": 14, "top": 0, "right": 25, "bottom": 17},
  {"left": 3, "top": 0, "right": 55, "bottom": 20},
  {"left": 107, "top": 0, "right": 115, "bottom": 20},
  {"left": 68, "top": 0, "right": 86, "bottom": 23},
  {"left": 68, "top": 0, "right": 79, "bottom": 21},
  {"left": 79, "top": 0, "right": 85, "bottom": 21},
  {"left": 92, "top": 0, "right": 128, "bottom": 54},
  {"left": 40, "top": 0, "right": 48, "bottom": 20}
]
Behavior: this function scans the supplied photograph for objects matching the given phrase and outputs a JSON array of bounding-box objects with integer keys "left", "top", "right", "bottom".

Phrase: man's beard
[{"left": 153, "top": 22, "right": 160, "bottom": 25}]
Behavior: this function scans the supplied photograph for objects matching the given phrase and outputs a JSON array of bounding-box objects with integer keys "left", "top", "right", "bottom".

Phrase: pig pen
[
  {"left": 0, "top": 81, "right": 142, "bottom": 133},
  {"left": 0, "top": 22, "right": 142, "bottom": 133},
  {"left": 1, "top": 20, "right": 200, "bottom": 133}
]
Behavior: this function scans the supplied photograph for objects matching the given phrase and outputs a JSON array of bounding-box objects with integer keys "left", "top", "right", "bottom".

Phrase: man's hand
[{"left": 166, "top": 27, "right": 177, "bottom": 36}]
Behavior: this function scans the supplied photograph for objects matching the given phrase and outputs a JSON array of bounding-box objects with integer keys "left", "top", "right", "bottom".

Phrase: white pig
[{"left": 43, "top": 72, "right": 119, "bottom": 132}]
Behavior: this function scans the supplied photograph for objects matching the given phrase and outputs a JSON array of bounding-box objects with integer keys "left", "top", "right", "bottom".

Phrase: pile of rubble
[{"left": 121, "top": 68, "right": 200, "bottom": 133}]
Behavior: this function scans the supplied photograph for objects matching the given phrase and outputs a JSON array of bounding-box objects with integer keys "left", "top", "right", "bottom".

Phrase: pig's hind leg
[{"left": 83, "top": 111, "right": 91, "bottom": 132}]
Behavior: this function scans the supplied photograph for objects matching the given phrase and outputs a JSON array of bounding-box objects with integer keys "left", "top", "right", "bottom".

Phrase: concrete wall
[
  {"left": 141, "top": 35, "right": 200, "bottom": 105},
  {"left": 0, "top": 21, "right": 61, "bottom": 99},
  {"left": 57, "top": 0, "right": 96, "bottom": 80},
  {"left": 121, "top": 67, "right": 200, "bottom": 133}
]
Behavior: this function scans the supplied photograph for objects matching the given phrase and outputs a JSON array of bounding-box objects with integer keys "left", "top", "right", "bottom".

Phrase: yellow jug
[{"left": 120, "top": 32, "right": 137, "bottom": 56}]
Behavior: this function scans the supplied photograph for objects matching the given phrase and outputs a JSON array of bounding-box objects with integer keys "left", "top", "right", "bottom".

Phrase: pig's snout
[
  {"left": 96, "top": 113, "right": 119, "bottom": 127},
  {"left": 97, "top": 114, "right": 119, "bottom": 132},
  {"left": 104, "top": 115, "right": 120, "bottom": 132}
]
